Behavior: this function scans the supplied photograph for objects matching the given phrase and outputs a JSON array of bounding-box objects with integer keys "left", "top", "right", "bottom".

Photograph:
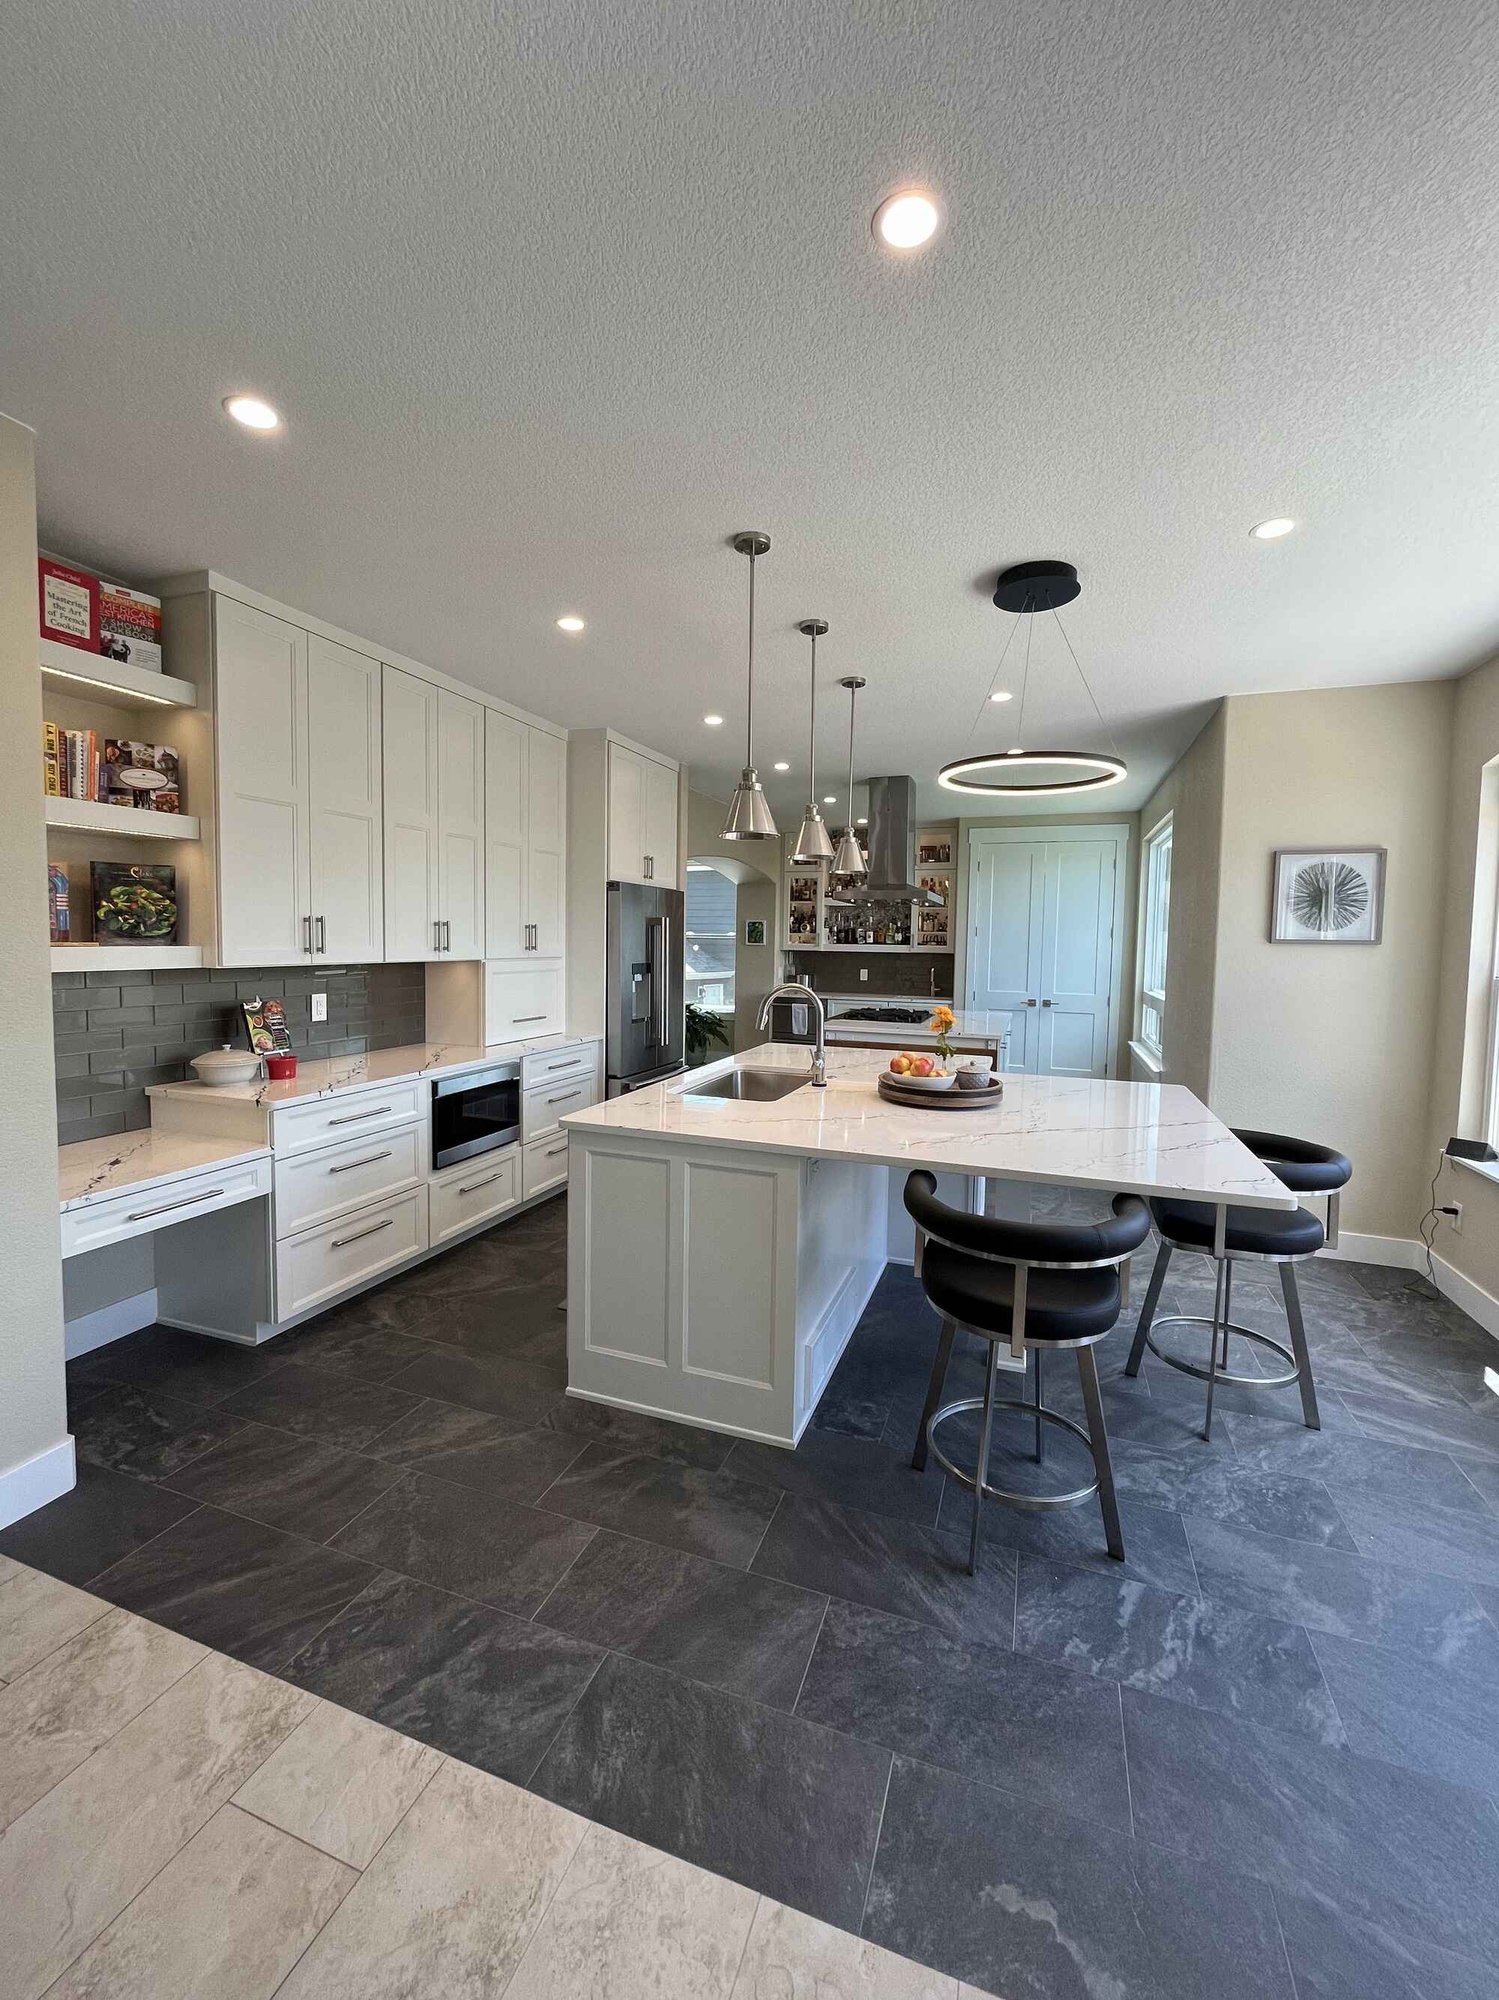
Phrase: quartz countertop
[
  {"left": 145, "top": 1034, "right": 595, "bottom": 1110},
  {"left": 562, "top": 1043, "right": 1295, "bottom": 1210},
  {"left": 824, "top": 1006, "right": 1006, "bottom": 1046},
  {"left": 59, "top": 1130, "right": 272, "bottom": 1211}
]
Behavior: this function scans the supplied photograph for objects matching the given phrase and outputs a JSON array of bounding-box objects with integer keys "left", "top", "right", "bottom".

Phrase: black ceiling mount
[{"left": 993, "top": 559, "right": 1081, "bottom": 614}]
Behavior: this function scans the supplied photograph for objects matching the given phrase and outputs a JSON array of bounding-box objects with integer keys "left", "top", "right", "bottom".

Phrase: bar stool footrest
[
  {"left": 927, "top": 1396, "right": 1101, "bottom": 1513},
  {"left": 1142, "top": 1314, "right": 1298, "bottom": 1390}
]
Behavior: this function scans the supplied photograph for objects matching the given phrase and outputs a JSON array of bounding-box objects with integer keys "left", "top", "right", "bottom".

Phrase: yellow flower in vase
[{"left": 928, "top": 1005, "right": 956, "bottom": 1066}]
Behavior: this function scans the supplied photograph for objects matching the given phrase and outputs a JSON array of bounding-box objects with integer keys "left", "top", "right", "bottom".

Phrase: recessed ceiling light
[
  {"left": 555, "top": 615, "right": 585, "bottom": 633},
  {"left": 856, "top": 816, "right": 868, "bottom": 825},
  {"left": 223, "top": 394, "right": 282, "bottom": 432},
  {"left": 703, "top": 714, "right": 724, "bottom": 727},
  {"left": 1250, "top": 517, "right": 1297, "bottom": 540},
  {"left": 873, "top": 190, "right": 941, "bottom": 250},
  {"left": 773, "top": 761, "right": 790, "bottom": 772},
  {"left": 823, "top": 795, "right": 837, "bottom": 804},
  {"left": 989, "top": 689, "right": 1013, "bottom": 703}
]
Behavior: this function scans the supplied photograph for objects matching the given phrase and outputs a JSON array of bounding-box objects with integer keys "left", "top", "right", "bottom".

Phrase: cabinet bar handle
[
  {"left": 302, "top": 915, "right": 312, "bottom": 954},
  {"left": 330, "top": 1217, "right": 395, "bottom": 1250},
  {"left": 433, "top": 919, "right": 441, "bottom": 952},
  {"left": 127, "top": 1187, "right": 226, "bottom": 1222},
  {"left": 545, "top": 1089, "right": 582, "bottom": 1104},
  {"left": 543, "top": 1058, "right": 579, "bottom": 1071},
  {"left": 542, "top": 1142, "right": 567, "bottom": 1158},
  {"left": 328, "top": 1149, "right": 393, "bottom": 1174},
  {"left": 316, "top": 915, "right": 327, "bottom": 953},
  {"left": 327, "top": 1105, "right": 393, "bottom": 1126},
  {"left": 457, "top": 1170, "right": 507, "bottom": 1196},
  {"left": 513, "top": 1013, "right": 546, "bottom": 1024},
  {"left": 443, "top": 919, "right": 452, "bottom": 951}
]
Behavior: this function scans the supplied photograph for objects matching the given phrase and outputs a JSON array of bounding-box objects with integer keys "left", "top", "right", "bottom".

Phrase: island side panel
[{"left": 566, "top": 1133, "right": 883, "bottom": 1447}]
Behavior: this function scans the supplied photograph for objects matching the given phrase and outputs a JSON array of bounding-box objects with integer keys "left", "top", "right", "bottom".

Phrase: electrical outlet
[
  {"left": 1449, "top": 1201, "right": 1464, "bottom": 1235},
  {"left": 859, "top": 968, "right": 869, "bottom": 982},
  {"left": 310, "top": 993, "right": 328, "bottom": 1023}
]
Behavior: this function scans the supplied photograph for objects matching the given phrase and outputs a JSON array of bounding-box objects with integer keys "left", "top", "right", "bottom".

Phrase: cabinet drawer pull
[
  {"left": 512, "top": 1014, "right": 546, "bottom": 1024},
  {"left": 543, "top": 1057, "right": 580, "bottom": 1072},
  {"left": 126, "top": 1187, "right": 226, "bottom": 1222},
  {"left": 457, "top": 1170, "right": 507, "bottom": 1196},
  {"left": 302, "top": 915, "right": 313, "bottom": 954},
  {"left": 327, "top": 1105, "right": 393, "bottom": 1126},
  {"left": 328, "top": 1149, "right": 393, "bottom": 1175},
  {"left": 316, "top": 914, "right": 327, "bottom": 953},
  {"left": 542, "top": 1141, "right": 568, "bottom": 1159},
  {"left": 545, "top": 1088, "right": 583, "bottom": 1104},
  {"left": 330, "top": 1217, "right": 395, "bottom": 1250}
]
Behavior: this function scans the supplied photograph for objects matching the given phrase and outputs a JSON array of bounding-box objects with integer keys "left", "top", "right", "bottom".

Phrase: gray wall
[{"left": 54, "top": 961, "right": 427, "bottom": 1142}]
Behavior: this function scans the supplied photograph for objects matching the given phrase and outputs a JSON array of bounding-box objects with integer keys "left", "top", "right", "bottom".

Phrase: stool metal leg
[
  {"left": 1279, "top": 1264, "right": 1322, "bottom": 1432},
  {"left": 1076, "top": 1345, "right": 1125, "bottom": 1561},
  {"left": 1125, "top": 1242, "right": 1172, "bottom": 1377},
  {"left": 970, "top": 1340, "right": 1001, "bottom": 1575},
  {"left": 912, "top": 1317, "right": 957, "bottom": 1471},
  {"left": 1034, "top": 1349, "right": 1045, "bottom": 1464},
  {"left": 1203, "top": 1258, "right": 1227, "bottom": 1442}
]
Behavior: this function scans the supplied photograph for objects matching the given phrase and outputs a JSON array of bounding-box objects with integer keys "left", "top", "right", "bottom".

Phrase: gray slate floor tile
[
  {"left": 0, "top": 1463, "right": 198, "bottom": 1587},
  {"left": 382, "top": 1345, "right": 566, "bottom": 1430},
  {"left": 1307, "top": 1626, "right": 1499, "bottom": 1793},
  {"left": 536, "top": 1444, "right": 782, "bottom": 1567},
  {"left": 535, "top": 1528, "right": 827, "bottom": 1709},
  {"left": 1275, "top": 1889, "right": 1499, "bottom": 2000},
  {"left": 532, "top": 1650, "right": 891, "bottom": 1932},
  {"left": 934, "top": 1484, "right": 1200, "bottom": 1595},
  {"left": 725, "top": 1431, "right": 947, "bottom": 1527},
  {"left": 73, "top": 1323, "right": 291, "bottom": 1407},
  {"left": 217, "top": 1363, "right": 424, "bottom": 1452},
  {"left": 72, "top": 1384, "right": 247, "bottom": 1481},
  {"left": 796, "top": 1597, "right": 1132, "bottom": 1829},
  {"left": 163, "top": 1425, "right": 401, "bottom": 1541}
]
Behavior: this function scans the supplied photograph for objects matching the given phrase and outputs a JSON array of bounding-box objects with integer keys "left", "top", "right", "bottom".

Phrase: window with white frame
[{"left": 1138, "top": 813, "right": 1173, "bottom": 1061}]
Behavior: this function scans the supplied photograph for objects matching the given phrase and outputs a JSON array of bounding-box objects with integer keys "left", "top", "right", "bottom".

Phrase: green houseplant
[{"left": 685, "top": 1001, "right": 732, "bottom": 1065}]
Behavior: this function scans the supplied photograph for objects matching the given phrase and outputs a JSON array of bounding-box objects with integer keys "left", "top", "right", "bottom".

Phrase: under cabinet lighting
[{"left": 42, "top": 664, "right": 175, "bottom": 705}]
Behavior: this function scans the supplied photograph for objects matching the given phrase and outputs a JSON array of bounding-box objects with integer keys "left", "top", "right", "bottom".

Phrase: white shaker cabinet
[
  {"left": 606, "top": 738, "right": 678, "bottom": 886},
  {"left": 485, "top": 710, "right": 567, "bottom": 963},
  {"left": 307, "top": 635, "right": 384, "bottom": 962},
  {"left": 214, "top": 597, "right": 310, "bottom": 965},
  {"left": 383, "top": 669, "right": 484, "bottom": 960}
]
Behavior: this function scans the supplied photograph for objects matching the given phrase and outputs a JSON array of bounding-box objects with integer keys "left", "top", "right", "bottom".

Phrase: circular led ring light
[{"left": 938, "top": 750, "right": 1127, "bottom": 797}]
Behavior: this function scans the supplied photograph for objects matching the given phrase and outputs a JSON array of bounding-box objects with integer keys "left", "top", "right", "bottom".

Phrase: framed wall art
[{"left": 1270, "top": 848, "right": 1384, "bottom": 944}]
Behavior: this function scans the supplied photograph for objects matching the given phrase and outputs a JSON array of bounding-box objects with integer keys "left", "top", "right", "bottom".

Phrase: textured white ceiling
[{"left": 4, "top": 1, "right": 1497, "bottom": 820}]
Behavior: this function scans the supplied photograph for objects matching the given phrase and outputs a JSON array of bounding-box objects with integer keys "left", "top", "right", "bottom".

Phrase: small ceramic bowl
[{"left": 955, "top": 1065, "right": 995, "bottom": 1091}]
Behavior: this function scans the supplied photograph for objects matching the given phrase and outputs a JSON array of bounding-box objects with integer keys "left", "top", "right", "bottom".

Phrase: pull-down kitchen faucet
[{"left": 759, "top": 982, "right": 827, "bottom": 1088}]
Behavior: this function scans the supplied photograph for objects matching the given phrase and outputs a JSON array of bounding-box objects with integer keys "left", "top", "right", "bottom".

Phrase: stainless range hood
[{"left": 839, "top": 776, "right": 941, "bottom": 904}]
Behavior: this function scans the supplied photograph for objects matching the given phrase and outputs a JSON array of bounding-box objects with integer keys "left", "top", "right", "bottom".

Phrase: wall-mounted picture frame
[
  {"left": 743, "top": 918, "right": 766, "bottom": 946},
  {"left": 1270, "top": 848, "right": 1385, "bottom": 944}
]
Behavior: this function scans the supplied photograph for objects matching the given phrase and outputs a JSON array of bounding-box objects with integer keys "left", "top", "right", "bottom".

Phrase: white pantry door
[{"left": 966, "top": 825, "right": 1127, "bottom": 1076}]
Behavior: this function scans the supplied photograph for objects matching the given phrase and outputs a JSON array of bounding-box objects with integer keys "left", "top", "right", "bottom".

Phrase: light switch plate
[
  {"left": 859, "top": 968, "right": 869, "bottom": 982},
  {"left": 310, "top": 993, "right": 328, "bottom": 1023}
]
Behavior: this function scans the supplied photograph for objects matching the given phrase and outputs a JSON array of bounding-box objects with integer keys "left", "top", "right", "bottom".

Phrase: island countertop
[{"left": 562, "top": 1042, "right": 1296, "bottom": 1210}]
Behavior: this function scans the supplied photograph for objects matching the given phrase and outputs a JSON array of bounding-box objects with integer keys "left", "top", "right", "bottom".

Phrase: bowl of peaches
[{"left": 886, "top": 1052, "right": 955, "bottom": 1092}]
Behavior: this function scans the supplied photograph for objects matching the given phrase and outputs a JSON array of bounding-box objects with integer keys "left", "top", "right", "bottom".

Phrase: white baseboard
[
  {"left": 0, "top": 1435, "right": 76, "bottom": 1531},
  {"left": 1319, "top": 1231, "right": 1424, "bottom": 1271},
  {"left": 1431, "top": 1252, "right": 1499, "bottom": 1345},
  {"left": 64, "top": 1288, "right": 158, "bottom": 1361}
]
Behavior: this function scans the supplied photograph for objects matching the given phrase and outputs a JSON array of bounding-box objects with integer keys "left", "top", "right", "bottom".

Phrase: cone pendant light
[
  {"left": 792, "top": 618, "right": 835, "bottom": 863},
  {"left": 830, "top": 676, "right": 867, "bottom": 878},
  {"left": 720, "top": 531, "right": 778, "bottom": 840}
]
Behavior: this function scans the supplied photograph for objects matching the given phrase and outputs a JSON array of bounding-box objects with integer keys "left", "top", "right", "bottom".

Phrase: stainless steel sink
[{"left": 680, "top": 1067, "right": 809, "bottom": 1103}]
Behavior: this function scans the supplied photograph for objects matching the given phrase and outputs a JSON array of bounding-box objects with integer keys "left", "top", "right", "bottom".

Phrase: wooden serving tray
[{"left": 876, "top": 1073, "right": 1004, "bottom": 1110}]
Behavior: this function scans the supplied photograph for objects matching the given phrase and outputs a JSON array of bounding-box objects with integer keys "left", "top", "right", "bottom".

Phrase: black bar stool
[
  {"left": 1125, "top": 1128, "right": 1352, "bottom": 1441},
  {"left": 904, "top": 1170, "right": 1151, "bottom": 1573}
]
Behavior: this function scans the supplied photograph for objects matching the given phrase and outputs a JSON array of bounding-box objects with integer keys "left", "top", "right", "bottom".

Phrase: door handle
[
  {"left": 303, "top": 915, "right": 313, "bottom": 955},
  {"left": 643, "top": 854, "right": 653, "bottom": 880},
  {"left": 1025, "top": 997, "right": 1038, "bottom": 1007},
  {"left": 315, "top": 915, "right": 326, "bottom": 953},
  {"left": 1041, "top": 998, "right": 1053, "bottom": 1008},
  {"left": 433, "top": 919, "right": 442, "bottom": 953}
]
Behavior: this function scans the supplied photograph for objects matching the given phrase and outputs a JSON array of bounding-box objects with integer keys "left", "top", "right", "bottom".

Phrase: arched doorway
[{"left": 684, "top": 851, "right": 779, "bottom": 1059}]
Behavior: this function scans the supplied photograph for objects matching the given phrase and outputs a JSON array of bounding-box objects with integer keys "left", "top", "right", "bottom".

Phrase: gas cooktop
[{"left": 836, "top": 1005, "right": 932, "bottom": 1023}]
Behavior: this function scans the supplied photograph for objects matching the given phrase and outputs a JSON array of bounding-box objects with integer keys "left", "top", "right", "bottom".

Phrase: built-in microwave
[{"left": 431, "top": 1062, "right": 521, "bottom": 1171}]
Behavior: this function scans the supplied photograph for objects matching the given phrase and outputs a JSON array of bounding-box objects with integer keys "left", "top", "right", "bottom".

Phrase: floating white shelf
[
  {"left": 50, "top": 943, "right": 203, "bottom": 972},
  {"left": 39, "top": 637, "right": 197, "bottom": 710},
  {"left": 792, "top": 942, "right": 954, "bottom": 954},
  {"left": 44, "top": 797, "right": 200, "bottom": 840}
]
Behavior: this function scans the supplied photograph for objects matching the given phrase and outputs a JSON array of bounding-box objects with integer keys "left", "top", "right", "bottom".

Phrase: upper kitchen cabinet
[
  {"left": 307, "top": 635, "right": 384, "bottom": 962},
  {"left": 485, "top": 709, "right": 567, "bottom": 962},
  {"left": 382, "top": 668, "right": 484, "bottom": 960},
  {"left": 605, "top": 737, "right": 679, "bottom": 886}
]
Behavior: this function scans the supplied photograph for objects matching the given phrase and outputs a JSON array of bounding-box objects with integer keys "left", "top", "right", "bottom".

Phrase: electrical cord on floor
[{"left": 1417, "top": 1150, "right": 1453, "bottom": 1290}]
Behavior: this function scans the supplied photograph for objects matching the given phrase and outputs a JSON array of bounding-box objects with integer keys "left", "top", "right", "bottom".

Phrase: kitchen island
[{"left": 561, "top": 1043, "right": 1294, "bottom": 1447}]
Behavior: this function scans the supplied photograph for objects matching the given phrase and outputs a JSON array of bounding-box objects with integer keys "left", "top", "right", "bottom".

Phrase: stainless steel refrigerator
[{"left": 606, "top": 881, "right": 686, "bottom": 1095}]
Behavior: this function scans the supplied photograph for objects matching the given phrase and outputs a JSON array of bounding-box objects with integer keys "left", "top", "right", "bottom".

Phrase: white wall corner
[
  {"left": 1431, "top": 1252, "right": 1499, "bottom": 1346},
  {"left": 64, "top": 1288, "right": 159, "bottom": 1361},
  {"left": 0, "top": 1435, "right": 76, "bottom": 1531}
]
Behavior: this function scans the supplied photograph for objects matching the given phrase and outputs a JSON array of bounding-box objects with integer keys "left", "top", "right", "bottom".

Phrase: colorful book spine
[
  {"left": 42, "top": 721, "right": 62, "bottom": 796},
  {"left": 48, "top": 864, "right": 70, "bottom": 943}
]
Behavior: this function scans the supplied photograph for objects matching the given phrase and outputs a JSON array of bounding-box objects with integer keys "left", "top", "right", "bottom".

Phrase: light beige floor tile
[
  {"left": 0, "top": 1551, "right": 20, "bottom": 1589},
  {"left": 0, "top": 1567, "right": 108, "bottom": 1680},
  {"left": 46, "top": 1802, "right": 354, "bottom": 1999},
  {"left": 507, "top": 1821, "right": 757, "bottom": 1999},
  {"left": 233, "top": 1698, "right": 442, "bottom": 1868},
  {"left": 0, "top": 1650, "right": 311, "bottom": 1999},
  {"left": 0, "top": 1607, "right": 204, "bottom": 1830},
  {"left": 732, "top": 1900, "right": 961, "bottom": 1999},
  {"left": 277, "top": 1756, "right": 586, "bottom": 1999}
]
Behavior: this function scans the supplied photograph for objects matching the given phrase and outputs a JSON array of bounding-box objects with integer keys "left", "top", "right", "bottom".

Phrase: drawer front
[
  {"left": 486, "top": 963, "right": 564, "bottom": 1043},
  {"left": 429, "top": 1152, "right": 519, "bottom": 1247},
  {"left": 521, "top": 1040, "right": 597, "bottom": 1091},
  {"left": 522, "top": 1073, "right": 598, "bottom": 1145},
  {"left": 523, "top": 1131, "right": 571, "bottom": 1202},
  {"left": 273, "top": 1079, "right": 427, "bottom": 1158},
  {"left": 61, "top": 1155, "right": 272, "bottom": 1260},
  {"left": 275, "top": 1187, "right": 427, "bottom": 1321},
  {"left": 273, "top": 1120, "right": 425, "bottom": 1240}
]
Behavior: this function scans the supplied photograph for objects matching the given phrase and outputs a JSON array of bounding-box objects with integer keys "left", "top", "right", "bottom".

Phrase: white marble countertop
[
  {"left": 145, "top": 1034, "right": 595, "bottom": 1110},
  {"left": 59, "top": 1130, "right": 272, "bottom": 1211},
  {"left": 824, "top": 1006, "right": 1006, "bottom": 1046},
  {"left": 562, "top": 1043, "right": 1296, "bottom": 1210}
]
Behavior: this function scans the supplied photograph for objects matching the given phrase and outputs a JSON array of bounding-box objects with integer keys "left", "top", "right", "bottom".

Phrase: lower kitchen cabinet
[
  {"left": 523, "top": 1131, "right": 571, "bottom": 1201},
  {"left": 429, "top": 1151, "right": 519, "bottom": 1247},
  {"left": 273, "top": 1120, "right": 425, "bottom": 1238},
  {"left": 275, "top": 1185, "right": 428, "bottom": 1321}
]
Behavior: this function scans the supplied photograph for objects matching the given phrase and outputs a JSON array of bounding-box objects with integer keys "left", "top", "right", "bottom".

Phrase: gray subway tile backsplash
[{"left": 54, "top": 960, "right": 428, "bottom": 1142}]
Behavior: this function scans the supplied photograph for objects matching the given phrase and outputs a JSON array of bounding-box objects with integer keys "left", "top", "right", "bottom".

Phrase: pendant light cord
[
  {"left": 807, "top": 629, "right": 817, "bottom": 799},
  {"left": 745, "top": 549, "right": 757, "bottom": 767},
  {"left": 1051, "top": 607, "right": 1121, "bottom": 755},
  {"left": 845, "top": 682, "right": 857, "bottom": 820},
  {"left": 967, "top": 610, "right": 1023, "bottom": 735},
  {"left": 1015, "top": 590, "right": 1036, "bottom": 750}
]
